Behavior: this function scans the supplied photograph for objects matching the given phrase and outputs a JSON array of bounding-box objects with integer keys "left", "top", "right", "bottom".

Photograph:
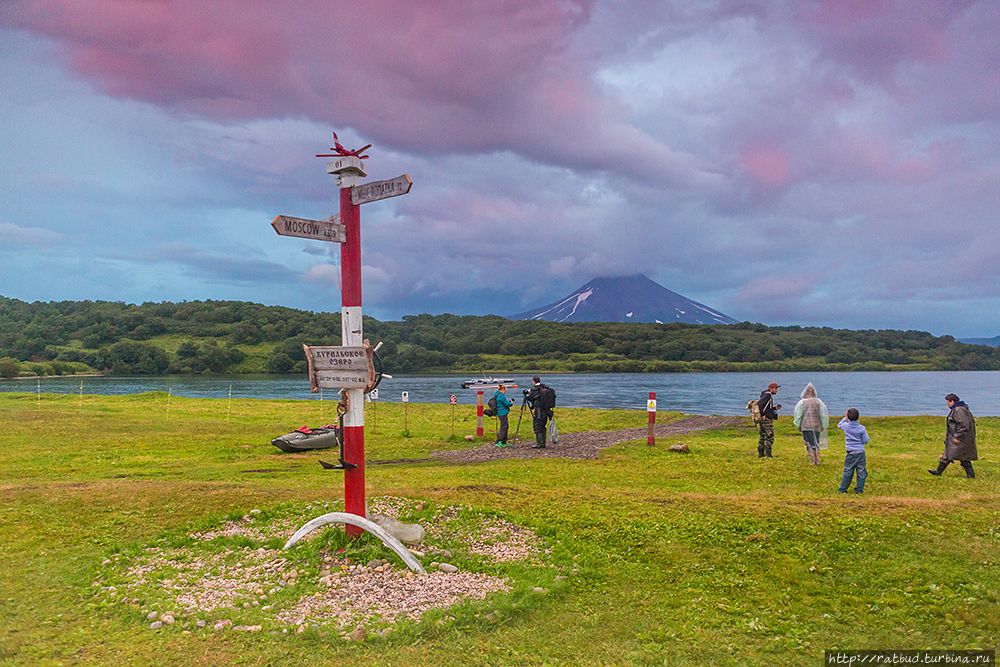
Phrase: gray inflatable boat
[{"left": 271, "top": 425, "right": 340, "bottom": 453}]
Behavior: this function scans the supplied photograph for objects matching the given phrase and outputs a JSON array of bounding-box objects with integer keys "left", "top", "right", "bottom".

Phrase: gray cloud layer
[{"left": 1, "top": 1, "right": 998, "bottom": 335}]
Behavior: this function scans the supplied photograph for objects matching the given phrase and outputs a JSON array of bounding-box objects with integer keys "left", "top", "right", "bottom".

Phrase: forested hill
[{"left": 1, "top": 296, "right": 999, "bottom": 378}]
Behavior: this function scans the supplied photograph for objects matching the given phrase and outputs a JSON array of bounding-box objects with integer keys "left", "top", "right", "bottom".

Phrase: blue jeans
[{"left": 839, "top": 450, "right": 867, "bottom": 493}]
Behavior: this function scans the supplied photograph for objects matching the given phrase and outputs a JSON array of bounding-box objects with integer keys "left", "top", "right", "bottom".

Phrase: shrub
[{"left": 0, "top": 357, "right": 21, "bottom": 378}]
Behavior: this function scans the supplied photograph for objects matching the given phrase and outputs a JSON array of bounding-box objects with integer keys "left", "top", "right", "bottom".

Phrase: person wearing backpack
[
  {"left": 492, "top": 384, "right": 514, "bottom": 447},
  {"left": 757, "top": 382, "right": 782, "bottom": 458},
  {"left": 526, "top": 375, "right": 555, "bottom": 449}
]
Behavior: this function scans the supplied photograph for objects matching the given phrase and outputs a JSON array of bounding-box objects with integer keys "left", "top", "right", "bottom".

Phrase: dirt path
[{"left": 431, "top": 415, "right": 747, "bottom": 464}]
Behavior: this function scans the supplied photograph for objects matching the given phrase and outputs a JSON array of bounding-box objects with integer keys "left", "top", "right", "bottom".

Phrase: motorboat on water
[{"left": 460, "top": 376, "right": 516, "bottom": 389}]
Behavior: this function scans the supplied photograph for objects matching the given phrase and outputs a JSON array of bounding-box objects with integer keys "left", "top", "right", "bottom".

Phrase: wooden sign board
[
  {"left": 351, "top": 174, "right": 412, "bottom": 205},
  {"left": 272, "top": 215, "right": 346, "bottom": 243},
  {"left": 303, "top": 345, "right": 370, "bottom": 392}
]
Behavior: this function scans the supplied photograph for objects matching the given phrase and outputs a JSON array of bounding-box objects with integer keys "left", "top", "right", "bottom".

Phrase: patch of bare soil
[{"left": 432, "top": 415, "right": 747, "bottom": 464}]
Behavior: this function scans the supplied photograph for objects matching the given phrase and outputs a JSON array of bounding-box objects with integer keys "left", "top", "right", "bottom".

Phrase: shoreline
[{"left": 1, "top": 373, "right": 104, "bottom": 381}]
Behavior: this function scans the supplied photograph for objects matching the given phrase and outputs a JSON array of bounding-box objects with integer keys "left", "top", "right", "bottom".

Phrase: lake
[{"left": 3, "top": 371, "right": 999, "bottom": 417}]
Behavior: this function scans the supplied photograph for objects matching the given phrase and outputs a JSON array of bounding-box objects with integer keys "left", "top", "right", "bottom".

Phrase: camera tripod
[{"left": 512, "top": 391, "right": 532, "bottom": 443}]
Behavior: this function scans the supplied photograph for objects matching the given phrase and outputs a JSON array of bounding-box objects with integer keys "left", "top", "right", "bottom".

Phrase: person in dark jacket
[
  {"left": 757, "top": 382, "right": 782, "bottom": 458},
  {"left": 525, "top": 375, "right": 554, "bottom": 449},
  {"left": 928, "top": 393, "right": 978, "bottom": 478},
  {"left": 492, "top": 384, "right": 514, "bottom": 447}
]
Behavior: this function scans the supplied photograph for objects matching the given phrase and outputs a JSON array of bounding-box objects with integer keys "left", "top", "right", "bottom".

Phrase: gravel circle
[
  {"left": 431, "top": 415, "right": 747, "bottom": 464},
  {"left": 97, "top": 497, "right": 562, "bottom": 636}
]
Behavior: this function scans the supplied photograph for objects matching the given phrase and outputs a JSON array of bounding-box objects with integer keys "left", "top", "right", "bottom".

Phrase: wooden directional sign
[
  {"left": 351, "top": 174, "right": 412, "bottom": 205},
  {"left": 303, "top": 344, "right": 372, "bottom": 392},
  {"left": 271, "top": 214, "right": 346, "bottom": 243}
]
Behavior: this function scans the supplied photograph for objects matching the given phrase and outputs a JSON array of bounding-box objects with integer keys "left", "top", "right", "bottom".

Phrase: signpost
[
  {"left": 271, "top": 135, "right": 412, "bottom": 538},
  {"left": 401, "top": 391, "right": 409, "bottom": 433},
  {"left": 271, "top": 214, "right": 346, "bottom": 243},
  {"left": 647, "top": 392, "right": 657, "bottom": 447},
  {"left": 449, "top": 394, "right": 458, "bottom": 437}
]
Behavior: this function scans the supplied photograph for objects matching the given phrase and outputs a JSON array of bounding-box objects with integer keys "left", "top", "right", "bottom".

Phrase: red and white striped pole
[
  {"left": 338, "top": 169, "right": 365, "bottom": 537},
  {"left": 476, "top": 390, "right": 484, "bottom": 438},
  {"left": 647, "top": 392, "right": 656, "bottom": 446}
]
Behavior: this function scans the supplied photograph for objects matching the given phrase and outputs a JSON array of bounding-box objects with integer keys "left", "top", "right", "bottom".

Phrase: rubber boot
[
  {"left": 960, "top": 461, "right": 975, "bottom": 479},
  {"left": 765, "top": 446, "right": 773, "bottom": 458},
  {"left": 757, "top": 446, "right": 765, "bottom": 458},
  {"left": 927, "top": 460, "right": 949, "bottom": 476},
  {"left": 532, "top": 432, "right": 546, "bottom": 449}
]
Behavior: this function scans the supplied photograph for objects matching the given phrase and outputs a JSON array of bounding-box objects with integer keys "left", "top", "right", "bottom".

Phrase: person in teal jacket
[{"left": 493, "top": 384, "right": 514, "bottom": 447}]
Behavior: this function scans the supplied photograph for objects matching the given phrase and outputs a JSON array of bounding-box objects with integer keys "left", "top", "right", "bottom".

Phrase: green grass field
[{"left": 1, "top": 392, "right": 997, "bottom": 666}]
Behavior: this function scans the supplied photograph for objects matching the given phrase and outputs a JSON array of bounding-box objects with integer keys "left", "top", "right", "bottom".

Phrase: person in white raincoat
[{"left": 793, "top": 383, "right": 829, "bottom": 465}]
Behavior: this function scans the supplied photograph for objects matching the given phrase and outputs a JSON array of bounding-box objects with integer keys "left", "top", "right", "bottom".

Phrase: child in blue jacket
[{"left": 837, "top": 408, "right": 870, "bottom": 494}]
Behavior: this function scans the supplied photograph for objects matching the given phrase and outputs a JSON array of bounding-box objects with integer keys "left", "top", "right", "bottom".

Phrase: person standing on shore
[
  {"left": 757, "top": 382, "right": 782, "bottom": 458},
  {"left": 794, "top": 382, "right": 829, "bottom": 465},
  {"left": 493, "top": 384, "right": 514, "bottom": 447},
  {"left": 928, "top": 393, "right": 978, "bottom": 478},
  {"left": 526, "top": 376, "right": 555, "bottom": 449}
]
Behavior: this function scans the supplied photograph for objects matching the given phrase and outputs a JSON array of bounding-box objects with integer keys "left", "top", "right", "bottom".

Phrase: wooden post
[{"left": 647, "top": 392, "right": 656, "bottom": 447}]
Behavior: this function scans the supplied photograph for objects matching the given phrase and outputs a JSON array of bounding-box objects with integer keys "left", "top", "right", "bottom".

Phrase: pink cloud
[
  {"left": 1, "top": 0, "right": 729, "bottom": 189},
  {"left": 891, "top": 158, "right": 933, "bottom": 184},
  {"left": 804, "top": 0, "right": 976, "bottom": 81},
  {"left": 741, "top": 142, "right": 793, "bottom": 189},
  {"left": 3, "top": 0, "right": 594, "bottom": 140}
]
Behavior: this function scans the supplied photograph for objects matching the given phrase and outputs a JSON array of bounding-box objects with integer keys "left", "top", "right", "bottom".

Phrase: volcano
[{"left": 510, "top": 275, "right": 737, "bottom": 325}]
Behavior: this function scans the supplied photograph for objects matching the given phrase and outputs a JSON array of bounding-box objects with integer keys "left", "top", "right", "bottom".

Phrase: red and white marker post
[
  {"left": 647, "top": 392, "right": 656, "bottom": 446},
  {"left": 476, "top": 391, "right": 485, "bottom": 438},
  {"left": 337, "top": 165, "right": 366, "bottom": 536}
]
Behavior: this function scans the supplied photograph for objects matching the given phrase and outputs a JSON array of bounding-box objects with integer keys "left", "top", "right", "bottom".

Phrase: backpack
[
  {"left": 541, "top": 385, "right": 556, "bottom": 410},
  {"left": 746, "top": 399, "right": 763, "bottom": 426},
  {"left": 484, "top": 394, "right": 498, "bottom": 417}
]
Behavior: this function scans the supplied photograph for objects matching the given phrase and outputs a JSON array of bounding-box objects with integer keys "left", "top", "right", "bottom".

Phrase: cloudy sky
[{"left": 1, "top": 0, "right": 998, "bottom": 337}]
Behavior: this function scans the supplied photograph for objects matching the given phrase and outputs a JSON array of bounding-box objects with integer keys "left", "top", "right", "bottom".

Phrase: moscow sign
[{"left": 271, "top": 214, "right": 346, "bottom": 243}]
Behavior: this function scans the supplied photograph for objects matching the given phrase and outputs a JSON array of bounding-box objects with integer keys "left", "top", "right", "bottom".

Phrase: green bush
[{"left": 0, "top": 356, "right": 20, "bottom": 378}]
